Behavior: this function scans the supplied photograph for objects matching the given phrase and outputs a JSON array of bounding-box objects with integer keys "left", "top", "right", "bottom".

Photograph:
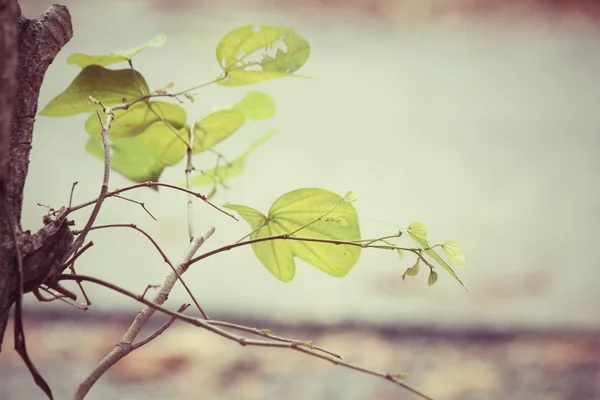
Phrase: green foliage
[
  {"left": 193, "top": 110, "right": 247, "bottom": 154},
  {"left": 189, "top": 128, "right": 278, "bottom": 188},
  {"left": 40, "top": 25, "right": 467, "bottom": 289},
  {"left": 224, "top": 188, "right": 361, "bottom": 282},
  {"left": 67, "top": 34, "right": 167, "bottom": 68},
  {"left": 39, "top": 66, "right": 149, "bottom": 116},
  {"left": 216, "top": 25, "right": 311, "bottom": 86},
  {"left": 233, "top": 91, "right": 276, "bottom": 120},
  {"left": 84, "top": 101, "right": 187, "bottom": 138},
  {"left": 406, "top": 221, "right": 466, "bottom": 289},
  {"left": 86, "top": 122, "right": 188, "bottom": 183}
]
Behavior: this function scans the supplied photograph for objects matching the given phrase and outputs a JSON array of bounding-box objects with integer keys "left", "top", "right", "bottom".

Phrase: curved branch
[
  {"left": 58, "top": 273, "right": 434, "bottom": 400},
  {"left": 77, "top": 223, "right": 208, "bottom": 318},
  {"left": 66, "top": 182, "right": 238, "bottom": 221}
]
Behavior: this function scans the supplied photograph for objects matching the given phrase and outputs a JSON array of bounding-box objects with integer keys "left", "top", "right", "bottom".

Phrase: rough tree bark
[{"left": 0, "top": 0, "right": 73, "bottom": 351}]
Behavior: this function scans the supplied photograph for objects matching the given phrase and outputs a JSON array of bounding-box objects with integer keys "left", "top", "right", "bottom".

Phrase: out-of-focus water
[{"left": 19, "top": 0, "right": 600, "bottom": 329}]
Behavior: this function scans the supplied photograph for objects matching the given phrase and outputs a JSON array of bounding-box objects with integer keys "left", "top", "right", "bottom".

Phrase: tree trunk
[{"left": 0, "top": 0, "right": 72, "bottom": 351}]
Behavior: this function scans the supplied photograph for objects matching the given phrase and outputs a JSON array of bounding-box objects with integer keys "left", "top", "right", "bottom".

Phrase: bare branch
[
  {"left": 75, "top": 223, "right": 207, "bottom": 317},
  {"left": 71, "top": 228, "right": 214, "bottom": 400},
  {"left": 66, "top": 181, "right": 238, "bottom": 221},
  {"left": 59, "top": 273, "right": 433, "bottom": 400},
  {"left": 112, "top": 194, "right": 157, "bottom": 221},
  {"left": 208, "top": 320, "right": 341, "bottom": 359},
  {"left": 131, "top": 303, "right": 190, "bottom": 351},
  {"left": 185, "top": 121, "right": 196, "bottom": 241},
  {"left": 65, "top": 105, "right": 113, "bottom": 261},
  {"left": 68, "top": 181, "right": 78, "bottom": 208}
]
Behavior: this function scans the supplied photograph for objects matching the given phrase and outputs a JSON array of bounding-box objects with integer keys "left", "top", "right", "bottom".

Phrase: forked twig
[
  {"left": 66, "top": 181, "right": 238, "bottom": 221},
  {"left": 75, "top": 223, "right": 208, "bottom": 319},
  {"left": 185, "top": 121, "right": 196, "bottom": 241},
  {"left": 59, "top": 273, "right": 433, "bottom": 400},
  {"left": 131, "top": 303, "right": 190, "bottom": 351},
  {"left": 71, "top": 228, "right": 214, "bottom": 400}
]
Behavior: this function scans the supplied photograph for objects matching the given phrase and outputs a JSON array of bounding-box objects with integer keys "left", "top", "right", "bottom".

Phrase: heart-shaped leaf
[
  {"left": 193, "top": 109, "right": 246, "bottom": 154},
  {"left": 233, "top": 91, "right": 276, "bottom": 120},
  {"left": 189, "top": 127, "right": 278, "bottom": 187},
  {"left": 40, "top": 66, "right": 149, "bottom": 116},
  {"left": 225, "top": 188, "right": 361, "bottom": 282},
  {"left": 216, "top": 25, "right": 310, "bottom": 86},
  {"left": 67, "top": 34, "right": 167, "bottom": 68},
  {"left": 86, "top": 121, "right": 187, "bottom": 183},
  {"left": 84, "top": 101, "right": 187, "bottom": 138}
]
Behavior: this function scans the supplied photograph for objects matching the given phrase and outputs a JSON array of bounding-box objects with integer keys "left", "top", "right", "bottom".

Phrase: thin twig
[
  {"left": 71, "top": 230, "right": 213, "bottom": 400},
  {"left": 66, "top": 181, "right": 237, "bottom": 221},
  {"left": 112, "top": 194, "right": 157, "bottom": 221},
  {"left": 62, "top": 241, "right": 94, "bottom": 270},
  {"left": 37, "top": 286, "right": 88, "bottom": 311},
  {"left": 68, "top": 181, "right": 78, "bottom": 208},
  {"left": 131, "top": 303, "right": 190, "bottom": 351},
  {"left": 74, "top": 223, "right": 208, "bottom": 319},
  {"left": 59, "top": 273, "right": 433, "bottom": 400},
  {"left": 140, "top": 284, "right": 161, "bottom": 299},
  {"left": 186, "top": 121, "right": 196, "bottom": 241},
  {"left": 65, "top": 105, "right": 113, "bottom": 260},
  {"left": 1, "top": 195, "right": 53, "bottom": 399},
  {"left": 208, "top": 320, "right": 341, "bottom": 359}
]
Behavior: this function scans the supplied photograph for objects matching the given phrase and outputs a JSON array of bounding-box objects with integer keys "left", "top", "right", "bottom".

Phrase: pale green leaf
[
  {"left": 67, "top": 34, "right": 167, "bottom": 68},
  {"left": 233, "top": 91, "right": 276, "bottom": 120},
  {"left": 425, "top": 248, "right": 466, "bottom": 289},
  {"left": 343, "top": 190, "right": 359, "bottom": 203},
  {"left": 221, "top": 204, "right": 267, "bottom": 230},
  {"left": 189, "top": 128, "right": 278, "bottom": 187},
  {"left": 396, "top": 248, "right": 405, "bottom": 260},
  {"left": 428, "top": 270, "right": 439, "bottom": 286},
  {"left": 402, "top": 259, "right": 420, "bottom": 280},
  {"left": 84, "top": 101, "right": 187, "bottom": 138},
  {"left": 407, "top": 229, "right": 467, "bottom": 289},
  {"left": 225, "top": 188, "right": 361, "bottom": 282},
  {"left": 408, "top": 221, "right": 428, "bottom": 240},
  {"left": 85, "top": 122, "right": 187, "bottom": 183},
  {"left": 442, "top": 240, "right": 466, "bottom": 266},
  {"left": 193, "top": 109, "right": 246, "bottom": 154},
  {"left": 40, "top": 66, "right": 149, "bottom": 116},
  {"left": 216, "top": 25, "right": 310, "bottom": 86}
]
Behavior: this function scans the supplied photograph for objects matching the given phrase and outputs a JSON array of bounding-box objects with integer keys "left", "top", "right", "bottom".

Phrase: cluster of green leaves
[
  {"left": 40, "top": 24, "right": 466, "bottom": 287},
  {"left": 40, "top": 25, "right": 310, "bottom": 187},
  {"left": 225, "top": 188, "right": 466, "bottom": 287}
]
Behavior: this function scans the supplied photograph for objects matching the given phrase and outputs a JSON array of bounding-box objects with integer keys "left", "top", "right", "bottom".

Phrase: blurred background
[{"left": 1, "top": 0, "right": 599, "bottom": 399}]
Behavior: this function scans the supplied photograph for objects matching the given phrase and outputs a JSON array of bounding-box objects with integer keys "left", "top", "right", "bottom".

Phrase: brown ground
[{"left": 1, "top": 313, "right": 599, "bottom": 399}]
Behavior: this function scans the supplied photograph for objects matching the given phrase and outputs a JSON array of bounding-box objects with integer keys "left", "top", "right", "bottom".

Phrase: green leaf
[
  {"left": 85, "top": 122, "right": 187, "bottom": 183},
  {"left": 193, "top": 109, "right": 246, "bottom": 154},
  {"left": 402, "top": 259, "right": 420, "bottom": 280},
  {"left": 425, "top": 248, "right": 465, "bottom": 289},
  {"left": 428, "top": 270, "right": 439, "bottom": 286},
  {"left": 442, "top": 240, "right": 466, "bottom": 266},
  {"left": 84, "top": 101, "right": 187, "bottom": 138},
  {"left": 67, "top": 34, "right": 167, "bottom": 68},
  {"left": 224, "top": 188, "right": 361, "bottom": 282},
  {"left": 189, "top": 128, "right": 278, "bottom": 187},
  {"left": 408, "top": 221, "right": 428, "bottom": 240},
  {"left": 216, "top": 25, "right": 310, "bottom": 86},
  {"left": 407, "top": 225, "right": 467, "bottom": 289},
  {"left": 396, "top": 248, "right": 405, "bottom": 260},
  {"left": 40, "top": 66, "right": 149, "bottom": 116},
  {"left": 233, "top": 91, "right": 276, "bottom": 120},
  {"left": 342, "top": 190, "right": 359, "bottom": 203},
  {"left": 220, "top": 204, "right": 268, "bottom": 231}
]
